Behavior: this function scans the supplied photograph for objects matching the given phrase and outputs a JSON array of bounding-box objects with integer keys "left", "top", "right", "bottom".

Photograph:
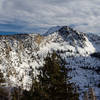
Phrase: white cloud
[{"left": 0, "top": 0, "right": 100, "bottom": 34}]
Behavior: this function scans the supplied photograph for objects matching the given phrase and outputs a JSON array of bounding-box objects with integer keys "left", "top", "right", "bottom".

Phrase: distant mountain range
[{"left": 0, "top": 31, "right": 29, "bottom": 35}]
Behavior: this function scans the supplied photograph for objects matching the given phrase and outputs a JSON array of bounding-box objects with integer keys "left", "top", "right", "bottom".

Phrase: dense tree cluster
[
  {"left": 21, "top": 51, "right": 79, "bottom": 100},
  {"left": 0, "top": 70, "right": 5, "bottom": 85},
  {"left": 0, "top": 51, "right": 79, "bottom": 100}
]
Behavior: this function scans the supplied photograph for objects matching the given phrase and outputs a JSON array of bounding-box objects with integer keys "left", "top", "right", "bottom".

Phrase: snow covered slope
[{"left": 0, "top": 26, "right": 100, "bottom": 99}]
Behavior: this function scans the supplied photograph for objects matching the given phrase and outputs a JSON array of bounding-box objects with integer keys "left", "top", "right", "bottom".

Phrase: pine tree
[
  {"left": 0, "top": 69, "right": 5, "bottom": 85},
  {"left": 21, "top": 51, "right": 79, "bottom": 100},
  {"left": 35, "top": 51, "right": 79, "bottom": 100},
  {"left": 0, "top": 69, "right": 8, "bottom": 99}
]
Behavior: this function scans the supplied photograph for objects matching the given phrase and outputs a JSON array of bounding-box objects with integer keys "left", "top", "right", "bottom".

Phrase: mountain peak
[
  {"left": 44, "top": 26, "right": 86, "bottom": 45},
  {"left": 45, "top": 25, "right": 80, "bottom": 36},
  {"left": 58, "top": 26, "right": 76, "bottom": 35}
]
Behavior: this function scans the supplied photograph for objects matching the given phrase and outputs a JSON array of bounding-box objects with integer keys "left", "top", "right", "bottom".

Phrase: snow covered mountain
[{"left": 0, "top": 26, "right": 100, "bottom": 99}]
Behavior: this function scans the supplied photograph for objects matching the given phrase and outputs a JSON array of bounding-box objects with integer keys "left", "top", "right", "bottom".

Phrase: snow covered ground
[{"left": 0, "top": 26, "right": 100, "bottom": 99}]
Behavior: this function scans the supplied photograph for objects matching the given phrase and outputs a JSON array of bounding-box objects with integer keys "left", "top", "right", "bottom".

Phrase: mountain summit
[
  {"left": 45, "top": 26, "right": 88, "bottom": 45},
  {"left": 43, "top": 26, "right": 96, "bottom": 54}
]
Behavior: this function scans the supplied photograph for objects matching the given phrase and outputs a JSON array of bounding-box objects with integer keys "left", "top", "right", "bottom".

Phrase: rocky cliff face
[{"left": 0, "top": 26, "right": 100, "bottom": 99}]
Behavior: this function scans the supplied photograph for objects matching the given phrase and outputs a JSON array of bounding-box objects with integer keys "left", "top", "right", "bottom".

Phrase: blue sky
[{"left": 0, "top": 0, "right": 100, "bottom": 34}]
